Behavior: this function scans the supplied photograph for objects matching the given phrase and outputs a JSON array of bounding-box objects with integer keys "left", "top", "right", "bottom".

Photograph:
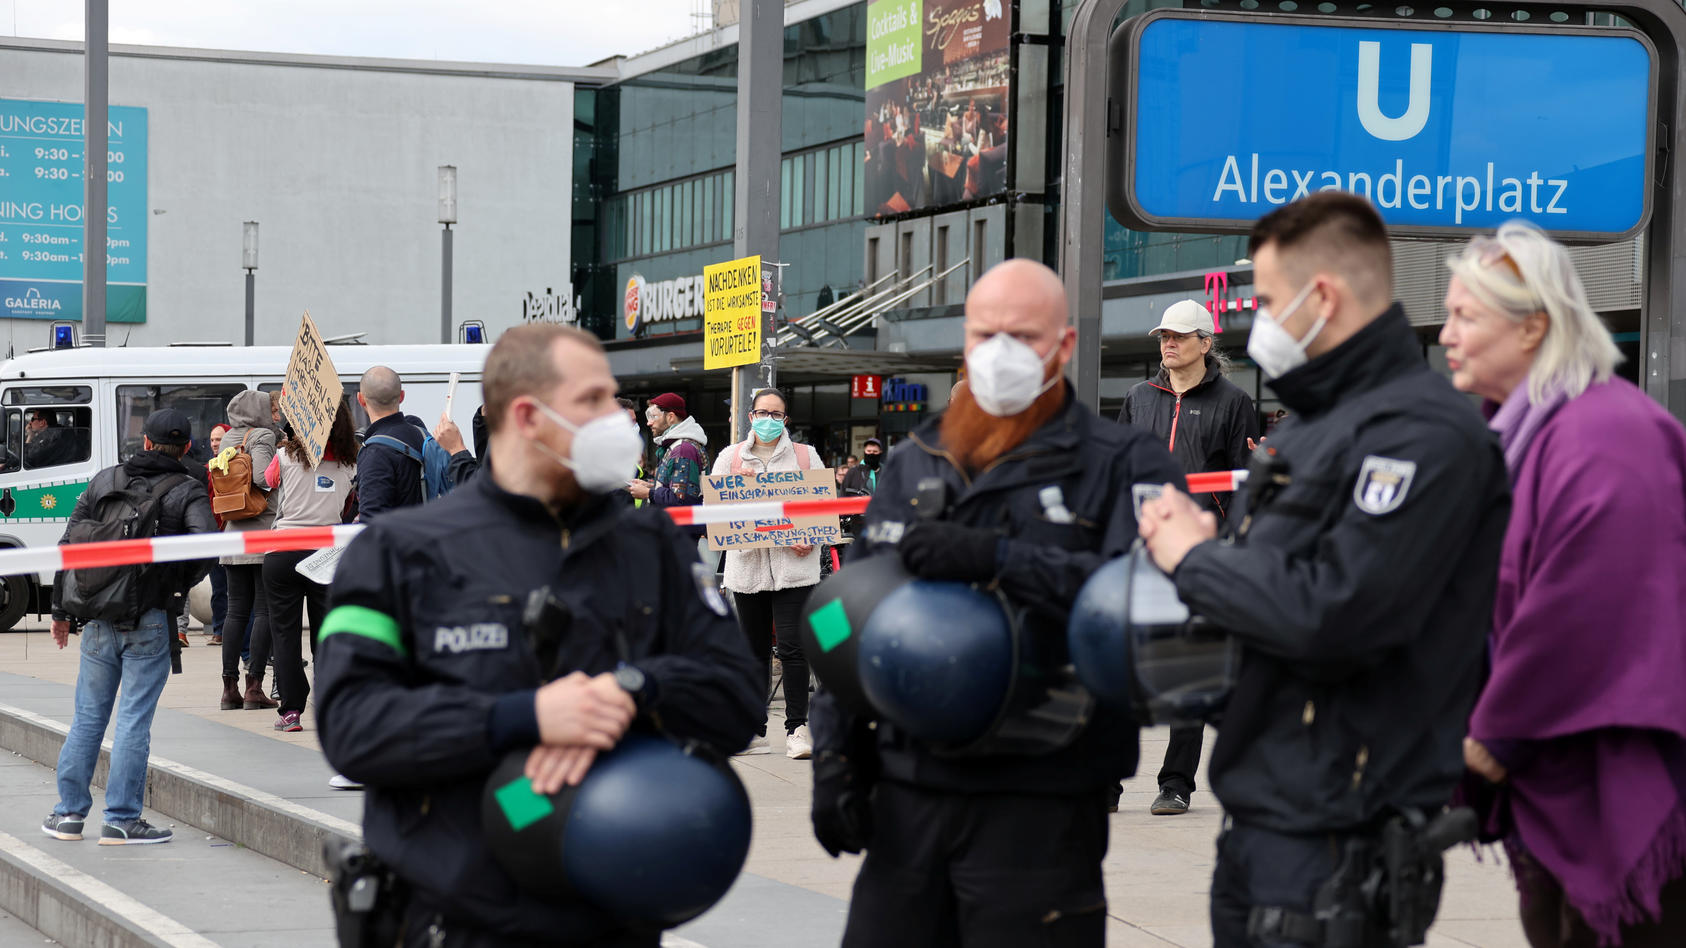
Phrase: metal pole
[
  {"left": 81, "top": 0, "right": 109, "bottom": 347},
  {"left": 731, "top": 0, "right": 783, "bottom": 445},
  {"left": 441, "top": 224, "right": 454, "bottom": 344},
  {"left": 244, "top": 270, "right": 255, "bottom": 346}
]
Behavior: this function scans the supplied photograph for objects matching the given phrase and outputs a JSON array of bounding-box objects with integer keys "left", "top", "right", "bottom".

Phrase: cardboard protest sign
[
  {"left": 704, "top": 468, "right": 841, "bottom": 551},
  {"left": 278, "top": 312, "right": 343, "bottom": 468}
]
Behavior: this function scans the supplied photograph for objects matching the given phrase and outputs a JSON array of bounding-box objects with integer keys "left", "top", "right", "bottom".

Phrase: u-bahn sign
[{"left": 1108, "top": 13, "right": 1657, "bottom": 239}]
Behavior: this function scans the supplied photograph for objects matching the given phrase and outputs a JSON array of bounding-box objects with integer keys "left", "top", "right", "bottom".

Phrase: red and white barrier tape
[{"left": 0, "top": 471, "right": 1247, "bottom": 578}]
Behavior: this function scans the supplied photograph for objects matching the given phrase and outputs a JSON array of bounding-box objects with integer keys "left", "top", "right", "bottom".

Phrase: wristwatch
[{"left": 613, "top": 664, "right": 649, "bottom": 710}]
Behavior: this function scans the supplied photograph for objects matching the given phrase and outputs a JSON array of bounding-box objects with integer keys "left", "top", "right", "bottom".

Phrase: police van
[{"left": 0, "top": 344, "right": 489, "bottom": 631}]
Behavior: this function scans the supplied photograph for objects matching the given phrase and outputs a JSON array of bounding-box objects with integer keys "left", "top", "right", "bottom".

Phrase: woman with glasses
[
  {"left": 711, "top": 388, "right": 829, "bottom": 760},
  {"left": 1443, "top": 221, "right": 1686, "bottom": 947}
]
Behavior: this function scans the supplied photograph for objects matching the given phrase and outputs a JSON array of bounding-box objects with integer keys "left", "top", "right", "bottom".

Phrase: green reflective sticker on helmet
[
  {"left": 808, "top": 598, "right": 853, "bottom": 653},
  {"left": 493, "top": 776, "right": 554, "bottom": 832}
]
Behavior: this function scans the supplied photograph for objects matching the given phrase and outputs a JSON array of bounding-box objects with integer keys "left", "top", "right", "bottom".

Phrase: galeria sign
[
  {"left": 1109, "top": 13, "right": 1656, "bottom": 239},
  {"left": 703, "top": 469, "right": 841, "bottom": 551}
]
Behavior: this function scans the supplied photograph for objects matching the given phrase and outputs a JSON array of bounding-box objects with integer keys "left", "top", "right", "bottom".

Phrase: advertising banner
[
  {"left": 279, "top": 312, "right": 344, "bottom": 468},
  {"left": 703, "top": 255, "right": 762, "bottom": 370},
  {"left": 865, "top": 0, "right": 1010, "bottom": 217},
  {"left": 0, "top": 98, "right": 149, "bottom": 322},
  {"left": 704, "top": 469, "right": 842, "bottom": 551}
]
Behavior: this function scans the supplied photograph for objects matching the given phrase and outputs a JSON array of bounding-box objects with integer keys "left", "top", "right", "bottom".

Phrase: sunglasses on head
[{"left": 1470, "top": 235, "right": 1525, "bottom": 282}]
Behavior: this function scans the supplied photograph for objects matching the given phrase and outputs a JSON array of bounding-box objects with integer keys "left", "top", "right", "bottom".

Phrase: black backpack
[{"left": 57, "top": 469, "right": 192, "bottom": 622}]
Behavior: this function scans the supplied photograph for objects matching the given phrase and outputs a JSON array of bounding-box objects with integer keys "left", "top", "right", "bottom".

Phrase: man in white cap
[{"left": 1117, "top": 298, "right": 1259, "bottom": 817}]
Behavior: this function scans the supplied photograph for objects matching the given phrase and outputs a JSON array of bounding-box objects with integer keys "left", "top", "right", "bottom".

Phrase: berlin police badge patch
[
  {"left": 692, "top": 562, "right": 730, "bottom": 616},
  {"left": 1352, "top": 456, "right": 1416, "bottom": 515}
]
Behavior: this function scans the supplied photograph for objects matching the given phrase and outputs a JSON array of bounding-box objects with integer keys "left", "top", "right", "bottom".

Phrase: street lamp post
[
  {"left": 438, "top": 166, "right": 456, "bottom": 344},
  {"left": 242, "top": 221, "right": 259, "bottom": 346}
]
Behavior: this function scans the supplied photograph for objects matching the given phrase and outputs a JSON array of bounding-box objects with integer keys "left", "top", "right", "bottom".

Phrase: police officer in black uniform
[
  {"left": 1137, "top": 194, "right": 1511, "bottom": 947},
  {"left": 315, "top": 323, "right": 764, "bottom": 947},
  {"left": 809, "top": 259, "right": 1185, "bottom": 947}
]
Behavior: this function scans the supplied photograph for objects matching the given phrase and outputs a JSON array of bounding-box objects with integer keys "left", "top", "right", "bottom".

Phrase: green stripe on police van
[
  {"left": 493, "top": 776, "right": 555, "bottom": 832},
  {"left": 319, "top": 605, "right": 408, "bottom": 657},
  {"left": 0, "top": 480, "right": 89, "bottom": 521},
  {"left": 808, "top": 598, "right": 852, "bottom": 653}
]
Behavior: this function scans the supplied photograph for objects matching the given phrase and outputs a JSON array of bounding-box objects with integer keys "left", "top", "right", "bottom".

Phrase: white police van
[{"left": 0, "top": 344, "right": 488, "bottom": 631}]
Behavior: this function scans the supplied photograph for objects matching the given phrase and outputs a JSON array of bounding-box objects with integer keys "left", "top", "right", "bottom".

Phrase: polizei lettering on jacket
[
  {"left": 433, "top": 623, "right": 510, "bottom": 654},
  {"left": 1211, "top": 154, "right": 1568, "bottom": 224}
]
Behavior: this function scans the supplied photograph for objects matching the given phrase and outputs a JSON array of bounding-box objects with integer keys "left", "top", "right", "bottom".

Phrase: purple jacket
[{"left": 1470, "top": 378, "right": 1686, "bottom": 939}]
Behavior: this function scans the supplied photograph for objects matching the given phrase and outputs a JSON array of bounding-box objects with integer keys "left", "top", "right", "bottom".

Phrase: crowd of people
[{"left": 35, "top": 193, "right": 1685, "bottom": 947}]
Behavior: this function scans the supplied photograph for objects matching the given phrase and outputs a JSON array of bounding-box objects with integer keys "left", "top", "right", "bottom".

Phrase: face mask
[
  {"left": 529, "top": 399, "right": 645, "bottom": 494},
  {"left": 1247, "top": 281, "right": 1326, "bottom": 379},
  {"left": 751, "top": 417, "right": 785, "bottom": 442},
  {"left": 965, "top": 333, "right": 1059, "bottom": 417},
  {"left": 863, "top": 453, "right": 882, "bottom": 470}
]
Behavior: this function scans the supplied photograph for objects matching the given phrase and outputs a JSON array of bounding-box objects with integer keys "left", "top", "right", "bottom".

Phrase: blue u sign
[{"left": 1108, "top": 13, "right": 1657, "bottom": 239}]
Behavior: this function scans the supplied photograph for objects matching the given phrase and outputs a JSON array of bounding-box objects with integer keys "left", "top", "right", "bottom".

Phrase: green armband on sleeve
[{"left": 319, "top": 605, "right": 407, "bottom": 657}]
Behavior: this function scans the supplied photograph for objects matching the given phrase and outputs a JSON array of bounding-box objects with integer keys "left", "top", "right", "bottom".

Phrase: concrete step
[{"left": 0, "top": 752, "right": 336, "bottom": 948}]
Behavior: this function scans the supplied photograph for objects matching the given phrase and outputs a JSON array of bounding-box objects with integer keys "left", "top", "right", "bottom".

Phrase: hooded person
[
  {"left": 630, "top": 393, "right": 709, "bottom": 539},
  {"left": 215, "top": 390, "right": 279, "bottom": 712}
]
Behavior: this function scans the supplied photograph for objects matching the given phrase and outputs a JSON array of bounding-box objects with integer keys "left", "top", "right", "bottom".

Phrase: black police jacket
[
  {"left": 813, "top": 387, "right": 1185, "bottom": 795},
  {"left": 1175, "top": 306, "right": 1510, "bottom": 834},
  {"left": 314, "top": 472, "right": 763, "bottom": 942},
  {"left": 1119, "top": 354, "right": 1259, "bottom": 520}
]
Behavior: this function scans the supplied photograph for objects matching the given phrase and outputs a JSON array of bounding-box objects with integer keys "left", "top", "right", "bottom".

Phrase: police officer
[
  {"left": 810, "top": 259, "right": 1185, "bottom": 947},
  {"left": 1137, "top": 193, "right": 1510, "bottom": 947},
  {"left": 315, "top": 323, "right": 764, "bottom": 947}
]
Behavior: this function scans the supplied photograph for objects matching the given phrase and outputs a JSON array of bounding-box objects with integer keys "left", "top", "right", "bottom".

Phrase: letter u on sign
[{"left": 1357, "top": 41, "right": 1432, "bottom": 141}]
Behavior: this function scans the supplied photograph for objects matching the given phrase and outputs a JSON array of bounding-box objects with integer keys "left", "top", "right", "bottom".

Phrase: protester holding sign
[
  {"left": 711, "top": 388, "right": 828, "bottom": 760},
  {"left": 261, "top": 401, "right": 358, "bottom": 735}
]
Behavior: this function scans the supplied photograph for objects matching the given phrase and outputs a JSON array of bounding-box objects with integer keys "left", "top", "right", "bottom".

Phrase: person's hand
[
  {"left": 898, "top": 521, "right": 998, "bottom": 581},
  {"left": 533, "top": 671, "right": 636, "bottom": 750},
  {"left": 1464, "top": 737, "right": 1508, "bottom": 783},
  {"left": 812, "top": 753, "right": 873, "bottom": 857},
  {"left": 51, "top": 620, "right": 70, "bottom": 649},
  {"left": 1247, "top": 437, "right": 1265, "bottom": 452},
  {"left": 627, "top": 479, "right": 652, "bottom": 500},
  {"left": 1139, "top": 485, "right": 1218, "bottom": 574},
  {"left": 434, "top": 415, "right": 466, "bottom": 454},
  {"left": 526, "top": 743, "right": 598, "bottom": 794},
  {"left": 791, "top": 543, "right": 814, "bottom": 557}
]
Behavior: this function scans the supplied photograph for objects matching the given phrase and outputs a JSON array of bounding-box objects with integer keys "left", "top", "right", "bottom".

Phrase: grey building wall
[{"left": 0, "top": 40, "right": 597, "bottom": 350}]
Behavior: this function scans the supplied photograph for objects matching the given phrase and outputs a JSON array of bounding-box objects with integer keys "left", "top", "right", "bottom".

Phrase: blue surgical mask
[{"left": 751, "top": 417, "right": 785, "bottom": 442}]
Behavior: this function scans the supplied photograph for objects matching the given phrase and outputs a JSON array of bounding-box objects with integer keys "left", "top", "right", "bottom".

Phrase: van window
[
  {"left": 259, "top": 382, "right": 369, "bottom": 434},
  {"left": 0, "top": 387, "right": 94, "bottom": 474},
  {"left": 115, "top": 384, "right": 246, "bottom": 464}
]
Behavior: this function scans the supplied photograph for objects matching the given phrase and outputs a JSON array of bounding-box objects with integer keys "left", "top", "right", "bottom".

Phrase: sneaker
[
  {"left": 41, "top": 813, "right": 84, "bottom": 841},
  {"left": 785, "top": 725, "right": 814, "bottom": 760},
  {"left": 275, "top": 711, "right": 302, "bottom": 732},
  {"left": 733, "top": 733, "right": 772, "bottom": 756},
  {"left": 99, "top": 819, "right": 172, "bottom": 845},
  {"left": 328, "top": 773, "right": 364, "bottom": 791},
  {"left": 1150, "top": 788, "right": 1190, "bottom": 816}
]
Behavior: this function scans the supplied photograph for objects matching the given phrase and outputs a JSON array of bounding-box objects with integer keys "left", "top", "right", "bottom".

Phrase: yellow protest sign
[
  {"left": 278, "top": 312, "right": 343, "bottom": 468},
  {"left": 703, "top": 254, "right": 762, "bottom": 370},
  {"left": 704, "top": 468, "right": 841, "bottom": 551}
]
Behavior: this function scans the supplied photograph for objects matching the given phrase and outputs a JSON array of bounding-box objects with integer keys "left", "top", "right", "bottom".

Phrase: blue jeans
[{"left": 54, "top": 609, "right": 172, "bottom": 824}]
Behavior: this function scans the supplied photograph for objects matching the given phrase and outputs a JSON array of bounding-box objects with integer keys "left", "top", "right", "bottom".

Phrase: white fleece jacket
[{"left": 711, "top": 434, "right": 828, "bottom": 595}]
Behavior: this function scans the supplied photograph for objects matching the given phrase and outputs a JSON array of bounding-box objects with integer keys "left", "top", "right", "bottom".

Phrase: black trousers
[
  {"left": 842, "top": 781, "right": 1109, "bottom": 948},
  {"left": 1517, "top": 852, "right": 1686, "bottom": 948},
  {"left": 220, "top": 563, "right": 271, "bottom": 679},
  {"left": 1158, "top": 724, "right": 1204, "bottom": 797},
  {"left": 1210, "top": 821, "right": 1389, "bottom": 948},
  {"left": 263, "top": 550, "right": 327, "bottom": 717},
  {"left": 733, "top": 584, "right": 812, "bottom": 732},
  {"left": 399, "top": 908, "right": 658, "bottom": 948}
]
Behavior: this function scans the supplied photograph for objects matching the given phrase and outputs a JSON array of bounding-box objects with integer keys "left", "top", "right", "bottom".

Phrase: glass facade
[{"left": 573, "top": 6, "right": 872, "bottom": 339}]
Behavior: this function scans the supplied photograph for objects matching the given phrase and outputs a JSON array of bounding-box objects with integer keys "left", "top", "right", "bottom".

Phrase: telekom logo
[{"left": 1357, "top": 41, "right": 1432, "bottom": 141}]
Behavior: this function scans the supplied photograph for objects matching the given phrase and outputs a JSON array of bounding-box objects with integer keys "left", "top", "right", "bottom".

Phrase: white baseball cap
[{"left": 1149, "top": 299, "right": 1212, "bottom": 337}]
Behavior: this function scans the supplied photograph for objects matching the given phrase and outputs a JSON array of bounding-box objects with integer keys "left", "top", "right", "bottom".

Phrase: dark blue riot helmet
[
  {"left": 480, "top": 732, "right": 751, "bottom": 927},
  {"left": 1067, "top": 545, "right": 1240, "bottom": 726}
]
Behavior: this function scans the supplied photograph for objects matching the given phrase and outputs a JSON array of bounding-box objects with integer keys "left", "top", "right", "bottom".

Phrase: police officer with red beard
[{"left": 808, "top": 259, "right": 1184, "bottom": 947}]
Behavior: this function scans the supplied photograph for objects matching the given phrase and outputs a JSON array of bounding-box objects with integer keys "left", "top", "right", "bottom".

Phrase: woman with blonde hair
[{"left": 1441, "top": 221, "right": 1686, "bottom": 947}]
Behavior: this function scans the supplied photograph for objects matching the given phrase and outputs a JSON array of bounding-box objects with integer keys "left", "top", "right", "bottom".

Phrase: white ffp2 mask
[
  {"left": 965, "top": 333, "right": 1059, "bottom": 417},
  {"left": 530, "top": 401, "right": 645, "bottom": 494},
  {"left": 1247, "top": 281, "right": 1326, "bottom": 380}
]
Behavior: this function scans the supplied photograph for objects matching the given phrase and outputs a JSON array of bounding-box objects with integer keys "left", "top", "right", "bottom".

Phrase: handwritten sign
[
  {"left": 704, "top": 468, "right": 841, "bottom": 551},
  {"left": 702, "top": 254, "right": 761, "bottom": 371},
  {"left": 278, "top": 312, "right": 343, "bottom": 468}
]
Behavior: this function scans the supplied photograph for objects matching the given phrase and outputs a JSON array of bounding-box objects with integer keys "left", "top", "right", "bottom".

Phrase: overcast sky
[{"left": 6, "top": 0, "right": 709, "bottom": 68}]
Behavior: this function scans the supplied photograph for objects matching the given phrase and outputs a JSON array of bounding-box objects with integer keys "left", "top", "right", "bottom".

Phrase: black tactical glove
[
  {"left": 811, "top": 751, "right": 874, "bottom": 857},
  {"left": 896, "top": 520, "right": 1000, "bottom": 582}
]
